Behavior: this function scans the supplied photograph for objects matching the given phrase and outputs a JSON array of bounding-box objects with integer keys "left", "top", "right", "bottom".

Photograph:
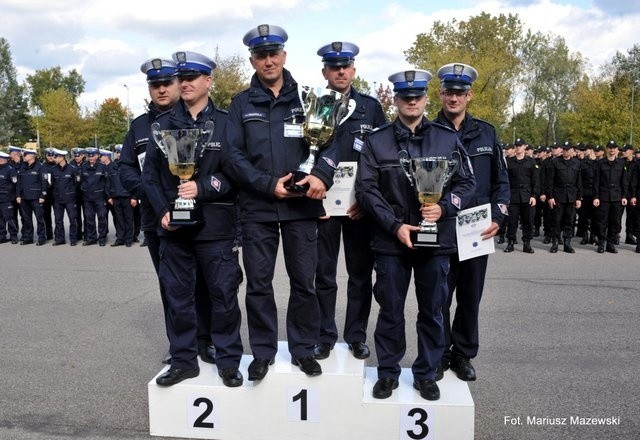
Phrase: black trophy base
[
  {"left": 284, "top": 170, "right": 310, "bottom": 193},
  {"left": 169, "top": 206, "right": 203, "bottom": 227},
  {"left": 411, "top": 230, "right": 439, "bottom": 248}
]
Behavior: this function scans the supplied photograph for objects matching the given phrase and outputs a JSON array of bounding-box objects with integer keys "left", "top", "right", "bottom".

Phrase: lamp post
[
  {"left": 631, "top": 80, "right": 638, "bottom": 145},
  {"left": 123, "top": 84, "right": 130, "bottom": 130}
]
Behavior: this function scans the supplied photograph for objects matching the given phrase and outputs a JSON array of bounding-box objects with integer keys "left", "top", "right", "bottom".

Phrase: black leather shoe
[
  {"left": 606, "top": 243, "right": 618, "bottom": 254},
  {"left": 580, "top": 236, "right": 589, "bottom": 245},
  {"left": 372, "top": 377, "right": 399, "bottom": 399},
  {"left": 199, "top": 345, "right": 216, "bottom": 364},
  {"left": 156, "top": 367, "right": 199, "bottom": 386},
  {"left": 292, "top": 356, "right": 322, "bottom": 376},
  {"left": 99, "top": 240, "right": 106, "bottom": 246},
  {"left": 36, "top": 240, "right": 46, "bottom": 246},
  {"left": 70, "top": 241, "right": 78, "bottom": 246},
  {"left": 413, "top": 379, "right": 440, "bottom": 400},
  {"left": 11, "top": 239, "right": 19, "bottom": 244},
  {"left": 313, "top": 343, "right": 333, "bottom": 360},
  {"left": 218, "top": 367, "right": 243, "bottom": 387},
  {"left": 625, "top": 235, "right": 637, "bottom": 245},
  {"left": 597, "top": 243, "right": 605, "bottom": 253},
  {"left": 0, "top": 238, "right": 8, "bottom": 244},
  {"left": 20, "top": 240, "right": 33, "bottom": 245},
  {"left": 247, "top": 358, "right": 274, "bottom": 381},
  {"left": 435, "top": 365, "right": 444, "bottom": 381},
  {"left": 83, "top": 240, "right": 97, "bottom": 246},
  {"left": 111, "top": 240, "right": 124, "bottom": 247},
  {"left": 348, "top": 342, "right": 370, "bottom": 359},
  {"left": 125, "top": 242, "right": 132, "bottom": 247},
  {"left": 450, "top": 357, "right": 476, "bottom": 381},
  {"left": 52, "top": 241, "right": 65, "bottom": 246},
  {"left": 140, "top": 239, "right": 148, "bottom": 247}
]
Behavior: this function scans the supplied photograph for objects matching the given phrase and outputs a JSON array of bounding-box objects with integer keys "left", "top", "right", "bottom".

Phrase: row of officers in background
[
  {"left": 500, "top": 139, "right": 640, "bottom": 254},
  {"left": 0, "top": 145, "right": 142, "bottom": 247}
]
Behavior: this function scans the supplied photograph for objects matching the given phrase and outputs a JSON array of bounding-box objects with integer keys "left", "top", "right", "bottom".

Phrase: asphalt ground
[{"left": 0, "top": 229, "right": 638, "bottom": 440}]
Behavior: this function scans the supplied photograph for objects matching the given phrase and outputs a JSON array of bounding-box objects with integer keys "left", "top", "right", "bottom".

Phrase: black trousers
[
  {"left": 242, "top": 220, "right": 320, "bottom": 360},
  {"left": 316, "top": 216, "right": 374, "bottom": 346},
  {"left": 507, "top": 202, "right": 534, "bottom": 241}
]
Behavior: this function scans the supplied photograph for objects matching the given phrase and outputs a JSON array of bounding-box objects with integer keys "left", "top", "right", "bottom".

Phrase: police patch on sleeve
[
  {"left": 498, "top": 203, "right": 508, "bottom": 216},
  {"left": 451, "top": 193, "right": 461, "bottom": 209},
  {"left": 322, "top": 157, "right": 337, "bottom": 169},
  {"left": 210, "top": 176, "right": 221, "bottom": 192}
]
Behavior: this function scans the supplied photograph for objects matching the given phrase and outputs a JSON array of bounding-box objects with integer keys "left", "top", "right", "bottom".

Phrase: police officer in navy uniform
[
  {"left": 629, "top": 150, "right": 640, "bottom": 252},
  {"left": 80, "top": 147, "right": 109, "bottom": 246},
  {"left": 225, "top": 24, "right": 335, "bottom": 381},
  {"left": 433, "top": 63, "right": 509, "bottom": 382},
  {"left": 50, "top": 149, "right": 80, "bottom": 246},
  {"left": 545, "top": 141, "right": 582, "bottom": 253},
  {"left": 357, "top": 69, "right": 475, "bottom": 401},
  {"left": 577, "top": 143, "right": 597, "bottom": 244},
  {"left": 7, "top": 146, "right": 24, "bottom": 235},
  {"left": 69, "top": 148, "right": 86, "bottom": 240},
  {"left": 505, "top": 138, "right": 539, "bottom": 252},
  {"left": 144, "top": 51, "right": 243, "bottom": 387},
  {"left": 109, "top": 145, "right": 136, "bottom": 247},
  {"left": 593, "top": 140, "right": 628, "bottom": 253},
  {"left": 313, "top": 41, "right": 387, "bottom": 361},
  {"left": 119, "top": 57, "right": 181, "bottom": 363},
  {"left": 41, "top": 148, "right": 57, "bottom": 241},
  {"left": 16, "top": 148, "right": 48, "bottom": 245},
  {"left": 120, "top": 58, "right": 212, "bottom": 365},
  {"left": 0, "top": 151, "right": 19, "bottom": 244}
]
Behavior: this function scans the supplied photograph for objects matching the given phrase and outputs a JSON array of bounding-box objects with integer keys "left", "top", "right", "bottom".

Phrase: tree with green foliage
[
  {"left": 374, "top": 83, "right": 396, "bottom": 121},
  {"left": 92, "top": 98, "right": 128, "bottom": 146},
  {"left": 405, "top": 12, "right": 523, "bottom": 131},
  {"left": 31, "top": 89, "right": 88, "bottom": 148},
  {"left": 0, "top": 38, "right": 31, "bottom": 145},
  {"left": 210, "top": 51, "right": 249, "bottom": 110},
  {"left": 352, "top": 76, "right": 372, "bottom": 96},
  {"left": 515, "top": 31, "right": 584, "bottom": 145},
  {"left": 25, "top": 66, "right": 86, "bottom": 109}
]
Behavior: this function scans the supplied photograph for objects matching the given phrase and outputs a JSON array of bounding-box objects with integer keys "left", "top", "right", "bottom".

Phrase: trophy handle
[
  {"left": 338, "top": 98, "right": 356, "bottom": 126},
  {"left": 398, "top": 149, "right": 413, "bottom": 185},
  {"left": 151, "top": 122, "right": 167, "bottom": 158},
  {"left": 203, "top": 120, "right": 215, "bottom": 144},
  {"left": 299, "top": 85, "right": 312, "bottom": 112}
]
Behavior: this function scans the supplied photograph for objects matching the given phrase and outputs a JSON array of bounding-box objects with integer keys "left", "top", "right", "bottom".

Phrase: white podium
[{"left": 148, "top": 342, "right": 474, "bottom": 439}]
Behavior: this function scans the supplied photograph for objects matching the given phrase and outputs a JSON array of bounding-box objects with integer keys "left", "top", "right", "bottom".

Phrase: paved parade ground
[{"left": 1, "top": 233, "right": 638, "bottom": 440}]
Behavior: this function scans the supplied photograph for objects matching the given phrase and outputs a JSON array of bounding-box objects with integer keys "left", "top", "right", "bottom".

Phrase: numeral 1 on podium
[{"left": 287, "top": 387, "right": 320, "bottom": 422}]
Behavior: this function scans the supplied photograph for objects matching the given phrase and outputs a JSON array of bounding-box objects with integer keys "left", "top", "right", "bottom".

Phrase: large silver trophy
[
  {"left": 285, "top": 86, "right": 354, "bottom": 192},
  {"left": 151, "top": 121, "right": 214, "bottom": 226},
  {"left": 399, "top": 152, "right": 454, "bottom": 247}
]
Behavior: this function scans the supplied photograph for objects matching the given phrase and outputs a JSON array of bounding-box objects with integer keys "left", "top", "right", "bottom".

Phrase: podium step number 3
[{"left": 148, "top": 342, "right": 474, "bottom": 440}]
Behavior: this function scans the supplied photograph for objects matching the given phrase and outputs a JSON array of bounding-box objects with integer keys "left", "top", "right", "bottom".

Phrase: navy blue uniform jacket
[
  {"left": 142, "top": 98, "right": 237, "bottom": 241},
  {"left": 224, "top": 69, "right": 337, "bottom": 222},
  {"left": 356, "top": 117, "right": 476, "bottom": 256}
]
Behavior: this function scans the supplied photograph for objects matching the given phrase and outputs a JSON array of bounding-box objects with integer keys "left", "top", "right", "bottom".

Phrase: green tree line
[{"left": 1, "top": 12, "right": 639, "bottom": 150}]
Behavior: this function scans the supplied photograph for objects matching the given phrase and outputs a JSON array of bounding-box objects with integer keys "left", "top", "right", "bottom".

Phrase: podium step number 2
[{"left": 148, "top": 342, "right": 474, "bottom": 439}]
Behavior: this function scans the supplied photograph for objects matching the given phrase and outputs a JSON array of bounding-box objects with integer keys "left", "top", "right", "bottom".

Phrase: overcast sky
[{"left": 1, "top": 0, "right": 638, "bottom": 117}]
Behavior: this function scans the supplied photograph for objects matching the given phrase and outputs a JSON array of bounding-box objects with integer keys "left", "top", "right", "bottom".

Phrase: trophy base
[
  {"left": 169, "top": 206, "right": 203, "bottom": 227},
  {"left": 284, "top": 170, "right": 310, "bottom": 193},
  {"left": 411, "top": 230, "right": 439, "bottom": 248}
]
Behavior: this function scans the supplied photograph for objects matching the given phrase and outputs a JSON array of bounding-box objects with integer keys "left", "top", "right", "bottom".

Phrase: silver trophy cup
[
  {"left": 151, "top": 121, "right": 214, "bottom": 226},
  {"left": 285, "top": 86, "right": 353, "bottom": 192},
  {"left": 400, "top": 154, "right": 453, "bottom": 247}
]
